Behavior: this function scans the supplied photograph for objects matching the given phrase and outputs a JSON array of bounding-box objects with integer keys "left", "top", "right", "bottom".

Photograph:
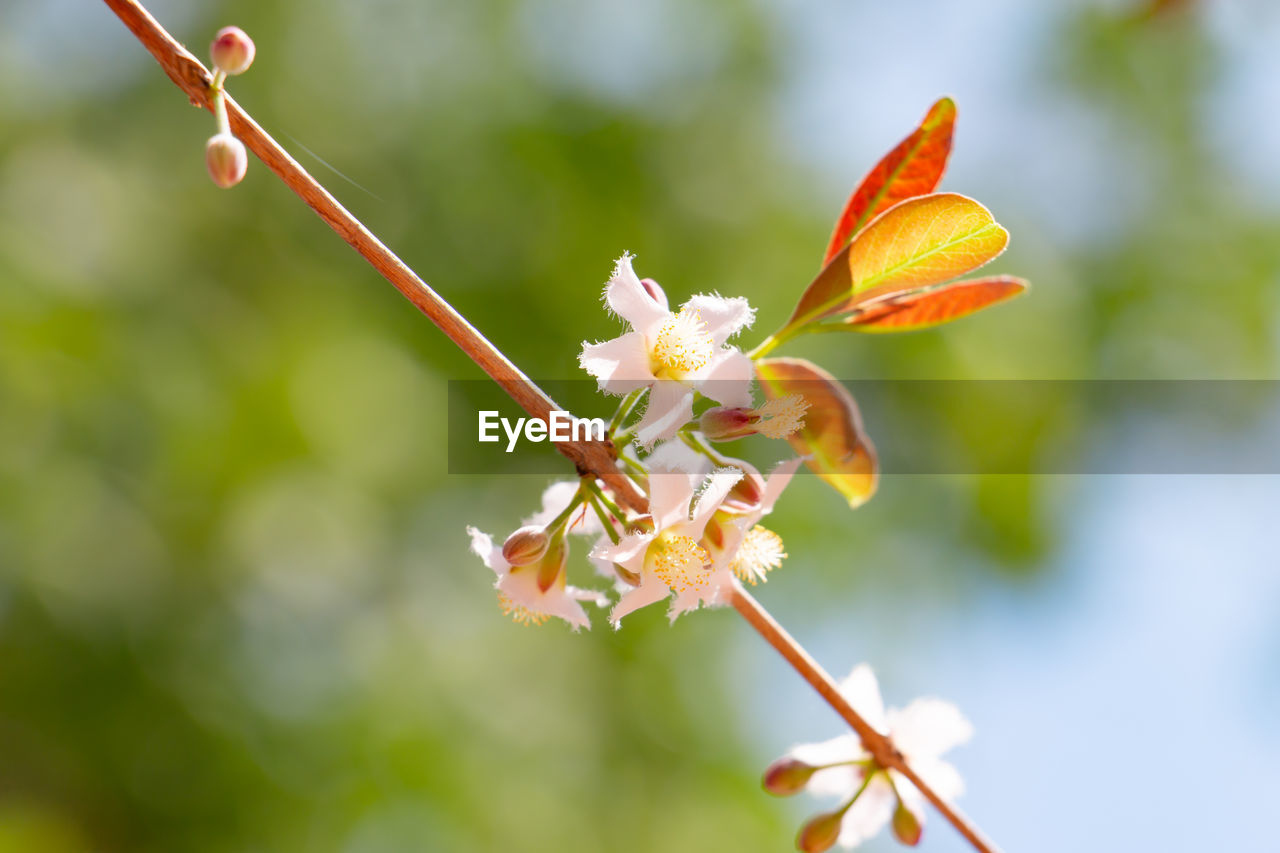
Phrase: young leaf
[
  {"left": 848, "top": 192, "right": 1008, "bottom": 295},
  {"left": 788, "top": 193, "right": 1008, "bottom": 329},
  {"left": 842, "top": 275, "right": 1029, "bottom": 333},
  {"left": 823, "top": 97, "right": 957, "bottom": 265},
  {"left": 755, "top": 358, "right": 877, "bottom": 508}
]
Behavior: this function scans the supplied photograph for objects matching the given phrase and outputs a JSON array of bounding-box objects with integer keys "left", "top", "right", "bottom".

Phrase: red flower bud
[
  {"left": 762, "top": 757, "right": 816, "bottom": 796},
  {"left": 210, "top": 26, "right": 256, "bottom": 76},
  {"left": 699, "top": 406, "right": 758, "bottom": 441},
  {"left": 205, "top": 133, "right": 247, "bottom": 188},
  {"left": 796, "top": 810, "right": 843, "bottom": 853},
  {"left": 501, "top": 525, "right": 549, "bottom": 566}
]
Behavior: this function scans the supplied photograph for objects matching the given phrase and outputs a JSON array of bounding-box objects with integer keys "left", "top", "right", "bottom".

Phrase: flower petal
[
  {"left": 648, "top": 467, "right": 698, "bottom": 531},
  {"left": 683, "top": 293, "right": 755, "bottom": 347},
  {"left": 580, "top": 332, "right": 656, "bottom": 395},
  {"left": 667, "top": 566, "right": 734, "bottom": 621},
  {"left": 837, "top": 772, "right": 895, "bottom": 848},
  {"left": 609, "top": 572, "right": 671, "bottom": 624},
  {"left": 590, "top": 531, "right": 654, "bottom": 571},
  {"left": 467, "top": 526, "right": 508, "bottom": 576},
  {"left": 634, "top": 381, "right": 695, "bottom": 446},
  {"left": 888, "top": 698, "right": 974, "bottom": 760},
  {"left": 900, "top": 758, "right": 965, "bottom": 803},
  {"left": 644, "top": 439, "right": 711, "bottom": 476},
  {"left": 498, "top": 569, "right": 596, "bottom": 630},
  {"left": 760, "top": 457, "right": 804, "bottom": 514},
  {"left": 839, "top": 665, "right": 888, "bottom": 733},
  {"left": 687, "top": 466, "right": 743, "bottom": 539},
  {"left": 606, "top": 254, "right": 669, "bottom": 339},
  {"left": 697, "top": 349, "right": 754, "bottom": 408}
]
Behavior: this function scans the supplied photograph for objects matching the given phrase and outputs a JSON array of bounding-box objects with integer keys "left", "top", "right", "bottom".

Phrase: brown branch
[
  {"left": 729, "top": 583, "right": 1001, "bottom": 853},
  {"left": 101, "top": 0, "right": 643, "bottom": 512},
  {"left": 102, "top": 2, "right": 1002, "bottom": 850}
]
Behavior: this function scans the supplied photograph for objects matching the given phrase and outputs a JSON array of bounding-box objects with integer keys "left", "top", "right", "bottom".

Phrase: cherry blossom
[
  {"left": 579, "top": 253, "right": 755, "bottom": 445},
  {"left": 467, "top": 527, "right": 607, "bottom": 630},
  {"left": 767, "top": 664, "right": 972, "bottom": 850},
  {"left": 590, "top": 447, "right": 744, "bottom": 624}
]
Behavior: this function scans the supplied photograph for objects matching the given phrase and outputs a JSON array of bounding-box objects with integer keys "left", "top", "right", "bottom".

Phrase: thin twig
[
  {"left": 102, "top": 3, "right": 1002, "bottom": 850},
  {"left": 101, "top": 0, "right": 642, "bottom": 512}
]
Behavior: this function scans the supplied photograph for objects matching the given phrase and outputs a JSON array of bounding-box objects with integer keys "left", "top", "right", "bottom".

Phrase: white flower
[
  {"left": 650, "top": 440, "right": 802, "bottom": 588},
  {"left": 590, "top": 446, "right": 743, "bottom": 624},
  {"left": 781, "top": 665, "right": 972, "bottom": 849},
  {"left": 703, "top": 452, "right": 801, "bottom": 587},
  {"left": 579, "top": 253, "right": 756, "bottom": 445},
  {"left": 467, "top": 527, "right": 607, "bottom": 630}
]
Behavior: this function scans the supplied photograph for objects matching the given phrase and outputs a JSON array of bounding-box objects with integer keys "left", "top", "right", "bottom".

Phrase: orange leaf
[
  {"left": 822, "top": 97, "right": 956, "bottom": 265},
  {"left": 755, "top": 358, "right": 878, "bottom": 508},
  {"left": 849, "top": 192, "right": 1008, "bottom": 294},
  {"left": 788, "top": 193, "right": 1008, "bottom": 329},
  {"left": 843, "top": 275, "right": 1029, "bottom": 333}
]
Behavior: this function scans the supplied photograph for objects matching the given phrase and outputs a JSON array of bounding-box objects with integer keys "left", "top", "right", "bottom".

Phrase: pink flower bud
[
  {"left": 205, "top": 133, "right": 247, "bottom": 188},
  {"left": 502, "top": 525, "right": 549, "bottom": 566},
  {"left": 639, "top": 277, "right": 667, "bottom": 309},
  {"left": 211, "top": 26, "right": 256, "bottom": 75},
  {"left": 762, "top": 757, "right": 816, "bottom": 796},
  {"left": 891, "top": 800, "right": 924, "bottom": 846},
  {"left": 699, "top": 406, "right": 758, "bottom": 441},
  {"left": 796, "top": 810, "right": 843, "bottom": 853}
]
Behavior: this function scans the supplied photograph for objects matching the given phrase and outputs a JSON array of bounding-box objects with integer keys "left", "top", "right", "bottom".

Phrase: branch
[
  {"left": 102, "top": 2, "right": 1001, "bottom": 850},
  {"left": 100, "top": 0, "right": 643, "bottom": 512},
  {"left": 729, "top": 583, "right": 1001, "bottom": 853}
]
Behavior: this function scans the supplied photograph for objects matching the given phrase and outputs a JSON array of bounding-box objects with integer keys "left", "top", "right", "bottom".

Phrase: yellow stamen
[
  {"left": 652, "top": 307, "right": 714, "bottom": 376},
  {"left": 730, "top": 525, "right": 786, "bottom": 585},
  {"left": 649, "top": 533, "right": 713, "bottom": 592},
  {"left": 497, "top": 592, "right": 550, "bottom": 626},
  {"left": 756, "top": 395, "right": 809, "bottom": 439}
]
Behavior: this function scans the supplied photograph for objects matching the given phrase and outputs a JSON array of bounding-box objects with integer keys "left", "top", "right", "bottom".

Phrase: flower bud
[
  {"left": 700, "top": 395, "right": 808, "bottom": 443},
  {"left": 210, "top": 26, "right": 256, "bottom": 75},
  {"left": 205, "top": 133, "right": 247, "bottom": 188},
  {"left": 699, "top": 406, "right": 757, "bottom": 441},
  {"left": 502, "top": 525, "right": 550, "bottom": 566},
  {"left": 639, "top": 277, "right": 667, "bottom": 309},
  {"left": 762, "top": 757, "right": 816, "bottom": 796},
  {"left": 891, "top": 800, "right": 924, "bottom": 846},
  {"left": 534, "top": 535, "right": 568, "bottom": 593},
  {"left": 796, "top": 810, "right": 844, "bottom": 853}
]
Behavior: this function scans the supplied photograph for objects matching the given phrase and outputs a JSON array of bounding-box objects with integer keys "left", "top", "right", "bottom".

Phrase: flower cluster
[
  {"left": 468, "top": 254, "right": 804, "bottom": 630},
  {"left": 764, "top": 665, "right": 973, "bottom": 851},
  {"left": 463, "top": 96, "right": 1023, "bottom": 848}
]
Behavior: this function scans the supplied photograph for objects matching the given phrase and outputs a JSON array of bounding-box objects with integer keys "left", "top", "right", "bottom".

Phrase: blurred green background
[{"left": 2, "top": 1, "right": 1278, "bottom": 851}]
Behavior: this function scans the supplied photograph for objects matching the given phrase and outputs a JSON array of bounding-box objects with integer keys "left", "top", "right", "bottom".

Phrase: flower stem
[
  {"left": 609, "top": 387, "right": 646, "bottom": 434},
  {"left": 543, "top": 486, "right": 588, "bottom": 534},
  {"left": 587, "top": 494, "right": 620, "bottom": 545},
  {"left": 582, "top": 478, "right": 632, "bottom": 534}
]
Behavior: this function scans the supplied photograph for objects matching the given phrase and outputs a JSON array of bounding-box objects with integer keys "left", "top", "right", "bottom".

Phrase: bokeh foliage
[{"left": 0, "top": 1, "right": 1276, "bottom": 851}]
